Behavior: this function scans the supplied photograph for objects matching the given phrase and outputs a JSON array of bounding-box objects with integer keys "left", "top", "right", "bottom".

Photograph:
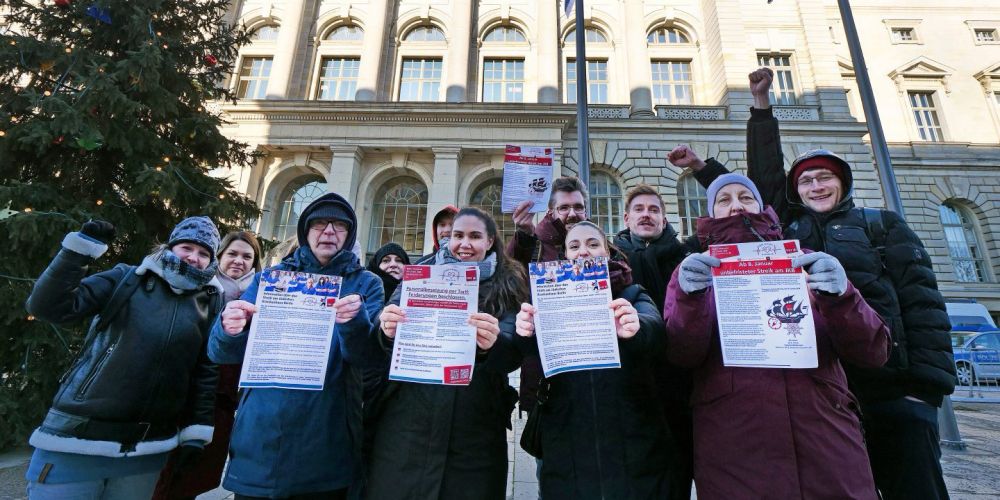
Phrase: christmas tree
[{"left": 0, "top": 0, "right": 260, "bottom": 448}]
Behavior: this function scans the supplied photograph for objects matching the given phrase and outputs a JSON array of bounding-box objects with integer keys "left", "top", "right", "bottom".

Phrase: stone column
[
  {"left": 625, "top": 0, "right": 654, "bottom": 117},
  {"left": 424, "top": 147, "right": 462, "bottom": 253},
  {"left": 266, "top": 0, "right": 307, "bottom": 98},
  {"left": 445, "top": 0, "right": 474, "bottom": 102},
  {"left": 328, "top": 145, "right": 364, "bottom": 204},
  {"left": 537, "top": 0, "right": 560, "bottom": 103},
  {"left": 356, "top": 0, "right": 389, "bottom": 101}
]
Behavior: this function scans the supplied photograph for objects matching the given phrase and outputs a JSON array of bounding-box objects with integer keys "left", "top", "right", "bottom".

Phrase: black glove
[
  {"left": 173, "top": 442, "right": 204, "bottom": 473},
  {"left": 80, "top": 219, "right": 116, "bottom": 244}
]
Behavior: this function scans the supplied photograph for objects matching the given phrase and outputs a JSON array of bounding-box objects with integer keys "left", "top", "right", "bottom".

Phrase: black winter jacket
[
  {"left": 26, "top": 234, "right": 221, "bottom": 456},
  {"left": 745, "top": 107, "right": 955, "bottom": 406}
]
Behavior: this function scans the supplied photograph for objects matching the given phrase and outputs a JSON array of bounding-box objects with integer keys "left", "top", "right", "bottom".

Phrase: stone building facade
[{"left": 214, "top": 0, "right": 1000, "bottom": 316}]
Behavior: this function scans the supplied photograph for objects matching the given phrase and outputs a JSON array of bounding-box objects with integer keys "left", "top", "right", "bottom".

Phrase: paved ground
[{"left": 3, "top": 400, "right": 1000, "bottom": 500}]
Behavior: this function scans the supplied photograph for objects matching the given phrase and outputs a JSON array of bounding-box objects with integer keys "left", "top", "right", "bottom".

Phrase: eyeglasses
[
  {"left": 796, "top": 173, "right": 838, "bottom": 188},
  {"left": 309, "top": 219, "right": 350, "bottom": 233},
  {"left": 555, "top": 204, "right": 586, "bottom": 215}
]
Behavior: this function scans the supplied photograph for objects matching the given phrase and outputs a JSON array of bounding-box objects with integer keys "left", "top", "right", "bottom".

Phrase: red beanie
[{"left": 790, "top": 156, "right": 845, "bottom": 187}]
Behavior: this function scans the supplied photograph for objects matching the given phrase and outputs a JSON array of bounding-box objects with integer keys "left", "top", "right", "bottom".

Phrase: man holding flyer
[{"left": 208, "top": 193, "right": 383, "bottom": 499}]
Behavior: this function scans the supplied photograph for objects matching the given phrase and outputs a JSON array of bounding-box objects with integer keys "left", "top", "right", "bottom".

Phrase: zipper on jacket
[{"left": 74, "top": 343, "right": 116, "bottom": 400}]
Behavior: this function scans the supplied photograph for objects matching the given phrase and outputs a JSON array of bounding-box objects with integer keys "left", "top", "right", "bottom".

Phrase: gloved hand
[
  {"left": 173, "top": 441, "right": 205, "bottom": 473},
  {"left": 80, "top": 219, "right": 116, "bottom": 244},
  {"left": 677, "top": 253, "right": 720, "bottom": 294},
  {"left": 792, "top": 252, "right": 848, "bottom": 296}
]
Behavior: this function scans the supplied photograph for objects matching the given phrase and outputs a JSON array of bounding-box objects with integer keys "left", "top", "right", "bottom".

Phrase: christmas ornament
[
  {"left": 76, "top": 130, "right": 104, "bottom": 150},
  {"left": 81, "top": 27, "right": 93, "bottom": 36},
  {"left": 54, "top": 0, "right": 72, "bottom": 8},
  {"left": 203, "top": 54, "right": 217, "bottom": 66},
  {"left": 52, "top": 135, "right": 64, "bottom": 145}
]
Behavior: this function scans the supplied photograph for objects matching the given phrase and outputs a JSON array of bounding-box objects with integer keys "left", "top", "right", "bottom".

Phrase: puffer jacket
[
  {"left": 25, "top": 232, "right": 220, "bottom": 457},
  {"left": 746, "top": 106, "right": 955, "bottom": 406}
]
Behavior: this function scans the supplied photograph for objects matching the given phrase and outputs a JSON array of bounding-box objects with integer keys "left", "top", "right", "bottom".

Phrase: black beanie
[{"left": 296, "top": 193, "right": 357, "bottom": 252}]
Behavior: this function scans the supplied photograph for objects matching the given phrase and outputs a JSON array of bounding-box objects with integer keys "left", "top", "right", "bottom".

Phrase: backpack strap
[
  {"left": 94, "top": 264, "right": 142, "bottom": 332},
  {"left": 860, "top": 207, "right": 888, "bottom": 268}
]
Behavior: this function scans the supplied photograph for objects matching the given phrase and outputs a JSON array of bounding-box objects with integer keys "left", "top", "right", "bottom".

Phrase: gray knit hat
[
  {"left": 706, "top": 174, "right": 764, "bottom": 217},
  {"left": 168, "top": 216, "right": 221, "bottom": 258}
]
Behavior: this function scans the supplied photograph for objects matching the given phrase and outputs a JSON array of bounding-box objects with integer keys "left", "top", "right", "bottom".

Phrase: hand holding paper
[
  {"left": 678, "top": 253, "right": 721, "bottom": 294},
  {"left": 221, "top": 300, "right": 258, "bottom": 335},
  {"left": 515, "top": 303, "right": 536, "bottom": 337},
  {"left": 333, "top": 294, "right": 363, "bottom": 323},
  {"left": 792, "top": 252, "right": 848, "bottom": 296},
  {"left": 379, "top": 304, "right": 406, "bottom": 339},
  {"left": 610, "top": 298, "right": 639, "bottom": 339},
  {"left": 469, "top": 312, "right": 501, "bottom": 350},
  {"left": 512, "top": 200, "right": 536, "bottom": 236}
]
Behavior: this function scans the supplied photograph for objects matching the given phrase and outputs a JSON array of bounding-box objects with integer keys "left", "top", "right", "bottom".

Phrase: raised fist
[
  {"left": 748, "top": 67, "right": 774, "bottom": 98},
  {"left": 667, "top": 145, "right": 706, "bottom": 171},
  {"left": 80, "top": 220, "right": 116, "bottom": 244}
]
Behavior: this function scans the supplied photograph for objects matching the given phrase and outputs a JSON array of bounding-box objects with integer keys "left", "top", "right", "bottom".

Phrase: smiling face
[
  {"left": 795, "top": 167, "right": 844, "bottom": 213},
  {"left": 219, "top": 239, "right": 256, "bottom": 279},
  {"left": 624, "top": 194, "right": 665, "bottom": 240},
  {"left": 448, "top": 215, "right": 494, "bottom": 262},
  {"left": 565, "top": 224, "right": 609, "bottom": 260},
  {"left": 171, "top": 242, "right": 212, "bottom": 270},
  {"left": 435, "top": 217, "right": 454, "bottom": 242},
  {"left": 550, "top": 190, "right": 587, "bottom": 227},
  {"left": 712, "top": 183, "right": 761, "bottom": 219},
  {"left": 379, "top": 254, "right": 405, "bottom": 279}
]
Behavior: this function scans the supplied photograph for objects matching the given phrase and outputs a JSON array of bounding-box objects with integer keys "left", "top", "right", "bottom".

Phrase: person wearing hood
[
  {"left": 664, "top": 174, "right": 891, "bottom": 499},
  {"left": 744, "top": 68, "right": 955, "bottom": 500},
  {"left": 366, "top": 242, "right": 410, "bottom": 303},
  {"left": 513, "top": 221, "right": 672, "bottom": 499},
  {"left": 370, "top": 207, "right": 527, "bottom": 500},
  {"left": 24, "top": 217, "right": 223, "bottom": 499},
  {"left": 154, "top": 231, "right": 262, "bottom": 500},
  {"left": 210, "top": 193, "right": 383, "bottom": 499},
  {"left": 419, "top": 205, "right": 459, "bottom": 261}
]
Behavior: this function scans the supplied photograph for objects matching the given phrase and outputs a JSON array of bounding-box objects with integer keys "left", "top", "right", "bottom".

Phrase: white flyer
[
  {"left": 501, "top": 145, "right": 554, "bottom": 213},
  {"left": 528, "top": 257, "right": 621, "bottom": 377},
  {"left": 389, "top": 264, "right": 480, "bottom": 385},
  {"left": 709, "top": 239, "right": 818, "bottom": 369},
  {"left": 239, "top": 270, "right": 342, "bottom": 390}
]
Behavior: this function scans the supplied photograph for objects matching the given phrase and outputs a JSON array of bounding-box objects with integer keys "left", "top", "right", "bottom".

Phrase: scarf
[
  {"left": 138, "top": 249, "right": 218, "bottom": 294},
  {"left": 217, "top": 269, "right": 257, "bottom": 302},
  {"left": 434, "top": 244, "right": 497, "bottom": 281}
]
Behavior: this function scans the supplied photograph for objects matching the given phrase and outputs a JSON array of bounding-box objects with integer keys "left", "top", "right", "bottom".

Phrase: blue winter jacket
[{"left": 208, "top": 245, "right": 384, "bottom": 497}]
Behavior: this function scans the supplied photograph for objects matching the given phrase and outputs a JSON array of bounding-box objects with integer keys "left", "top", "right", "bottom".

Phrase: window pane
[
  {"left": 469, "top": 179, "right": 516, "bottom": 243},
  {"left": 369, "top": 179, "right": 428, "bottom": 257},
  {"left": 251, "top": 25, "right": 279, "bottom": 41},
  {"left": 588, "top": 172, "right": 623, "bottom": 235},
  {"left": 237, "top": 57, "right": 272, "bottom": 99},
  {"left": 647, "top": 27, "right": 690, "bottom": 44},
  {"left": 939, "top": 203, "right": 987, "bottom": 282},
  {"left": 318, "top": 58, "right": 360, "bottom": 100},
  {"left": 273, "top": 178, "right": 327, "bottom": 240},
  {"left": 399, "top": 59, "right": 442, "bottom": 101},
  {"left": 326, "top": 25, "right": 364, "bottom": 41},
  {"left": 483, "top": 59, "right": 524, "bottom": 103},
  {"left": 484, "top": 25, "right": 526, "bottom": 43},
  {"left": 565, "top": 27, "right": 607, "bottom": 43},
  {"left": 908, "top": 91, "right": 943, "bottom": 142},
  {"left": 404, "top": 25, "right": 446, "bottom": 42},
  {"left": 651, "top": 60, "right": 693, "bottom": 105},
  {"left": 757, "top": 54, "right": 797, "bottom": 105},
  {"left": 677, "top": 174, "right": 708, "bottom": 238},
  {"left": 567, "top": 59, "right": 608, "bottom": 104}
]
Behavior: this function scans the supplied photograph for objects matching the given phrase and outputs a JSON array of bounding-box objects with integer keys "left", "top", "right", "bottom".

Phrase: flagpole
[{"left": 572, "top": 0, "right": 590, "bottom": 200}]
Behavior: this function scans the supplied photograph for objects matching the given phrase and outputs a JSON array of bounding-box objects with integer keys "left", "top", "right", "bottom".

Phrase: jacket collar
[{"left": 696, "top": 207, "right": 784, "bottom": 247}]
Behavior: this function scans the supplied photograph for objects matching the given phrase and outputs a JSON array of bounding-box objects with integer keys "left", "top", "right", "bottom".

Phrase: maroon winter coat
[{"left": 663, "top": 208, "right": 890, "bottom": 500}]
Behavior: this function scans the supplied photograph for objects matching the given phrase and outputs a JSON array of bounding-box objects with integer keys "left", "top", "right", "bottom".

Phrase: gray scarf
[
  {"left": 216, "top": 269, "right": 256, "bottom": 302},
  {"left": 137, "top": 249, "right": 218, "bottom": 294},
  {"left": 434, "top": 245, "right": 497, "bottom": 281}
]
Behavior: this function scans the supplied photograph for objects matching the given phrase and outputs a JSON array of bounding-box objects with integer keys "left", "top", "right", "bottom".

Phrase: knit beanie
[
  {"left": 789, "top": 149, "right": 849, "bottom": 188},
  {"left": 295, "top": 193, "right": 358, "bottom": 252},
  {"left": 167, "top": 216, "right": 221, "bottom": 259},
  {"left": 706, "top": 174, "right": 764, "bottom": 217}
]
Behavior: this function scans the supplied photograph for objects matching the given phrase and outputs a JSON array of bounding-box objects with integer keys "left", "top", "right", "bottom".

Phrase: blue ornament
[{"left": 85, "top": 5, "right": 112, "bottom": 25}]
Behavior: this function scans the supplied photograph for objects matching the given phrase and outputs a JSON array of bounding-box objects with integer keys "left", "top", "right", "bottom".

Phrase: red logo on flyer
[
  {"left": 466, "top": 268, "right": 477, "bottom": 281},
  {"left": 784, "top": 241, "right": 798, "bottom": 254},
  {"left": 444, "top": 365, "right": 473, "bottom": 385},
  {"left": 710, "top": 245, "right": 739, "bottom": 259},
  {"left": 597, "top": 280, "right": 608, "bottom": 290},
  {"left": 326, "top": 297, "right": 337, "bottom": 307}
]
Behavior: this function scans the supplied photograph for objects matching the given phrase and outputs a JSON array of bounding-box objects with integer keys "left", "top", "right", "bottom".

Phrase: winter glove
[
  {"left": 172, "top": 441, "right": 205, "bottom": 473},
  {"left": 677, "top": 253, "right": 721, "bottom": 294},
  {"left": 792, "top": 252, "right": 848, "bottom": 296},
  {"left": 80, "top": 219, "right": 116, "bottom": 244}
]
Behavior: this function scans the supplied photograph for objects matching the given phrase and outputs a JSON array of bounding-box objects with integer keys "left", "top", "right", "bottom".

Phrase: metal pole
[
  {"left": 836, "top": 0, "right": 904, "bottom": 216},
  {"left": 574, "top": 0, "right": 590, "bottom": 197}
]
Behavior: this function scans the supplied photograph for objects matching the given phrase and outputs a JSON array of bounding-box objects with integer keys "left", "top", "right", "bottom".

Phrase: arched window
[
  {"left": 369, "top": 178, "right": 429, "bottom": 256},
  {"left": 325, "top": 24, "right": 364, "bottom": 41},
  {"left": 403, "top": 25, "right": 446, "bottom": 42},
  {"left": 469, "top": 179, "right": 516, "bottom": 243},
  {"left": 484, "top": 25, "right": 526, "bottom": 43},
  {"left": 939, "top": 203, "right": 989, "bottom": 282},
  {"left": 589, "top": 171, "right": 623, "bottom": 235},
  {"left": 251, "top": 24, "right": 280, "bottom": 41},
  {"left": 677, "top": 174, "right": 708, "bottom": 238},
  {"left": 272, "top": 177, "right": 327, "bottom": 241},
  {"left": 647, "top": 27, "right": 690, "bottom": 44},
  {"left": 564, "top": 27, "right": 608, "bottom": 44}
]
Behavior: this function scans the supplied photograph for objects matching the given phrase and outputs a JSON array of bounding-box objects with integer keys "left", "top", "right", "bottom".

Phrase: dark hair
[
  {"left": 219, "top": 231, "right": 263, "bottom": 273},
  {"left": 624, "top": 183, "right": 664, "bottom": 212},
  {"left": 547, "top": 176, "right": 589, "bottom": 209},
  {"left": 453, "top": 207, "right": 529, "bottom": 315}
]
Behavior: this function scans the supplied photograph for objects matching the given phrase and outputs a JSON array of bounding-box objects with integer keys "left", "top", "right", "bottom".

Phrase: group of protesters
[{"left": 22, "top": 68, "right": 955, "bottom": 500}]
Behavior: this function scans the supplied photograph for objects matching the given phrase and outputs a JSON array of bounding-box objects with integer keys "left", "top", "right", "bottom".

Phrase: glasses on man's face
[
  {"left": 310, "top": 219, "right": 350, "bottom": 233},
  {"left": 555, "top": 204, "right": 586, "bottom": 215},
  {"left": 796, "top": 174, "right": 838, "bottom": 188}
]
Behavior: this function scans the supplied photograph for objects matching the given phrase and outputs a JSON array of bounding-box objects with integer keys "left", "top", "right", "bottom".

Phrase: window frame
[
  {"left": 562, "top": 24, "right": 618, "bottom": 104},
  {"left": 235, "top": 56, "right": 273, "bottom": 99},
  {"left": 907, "top": 90, "right": 945, "bottom": 142},
  {"left": 676, "top": 173, "right": 708, "bottom": 239},
  {"left": 310, "top": 23, "right": 364, "bottom": 101},
  {"left": 756, "top": 53, "right": 799, "bottom": 106},
  {"left": 481, "top": 58, "right": 525, "bottom": 103},
  {"left": 566, "top": 58, "right": 610, "bottom": 104},
  {"left": 883, "top": 19, "right": 923, "bottom": 45},
  {"left": 368, "top": 177, "right": 430, "bottom": 258},
  {"left": 939, "top": 202, "right": 992, "bottom": 283},
  {"left": 397, "top": 57, "right": 444, "bottom": 102},
  {"left": 395, "top": 23, "right": 448, "bottom": 102},
  {"left": 650, "top": 59, "right": 694, "bottom": 105},
  {"left": 478, "top": 22, "right": 532, "bottom": 103},
  {"left": 587, "top": 169, "right": 624, "bottom": 236},
  {"left": 468, "top": 178, "right": 517, "bottom": 243},
  {"left": 967, "top": 21, "right": 1000, "bottom": 46},
  {"left": 271, "top": 177, "right": 328, "bottom": 241}
]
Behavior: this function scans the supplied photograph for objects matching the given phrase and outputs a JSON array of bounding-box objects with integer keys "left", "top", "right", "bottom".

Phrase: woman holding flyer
[
  {"left": 370, "top": 207, "right": 527, "bottom": 500},
  {"left": 512, "top": 221, "right": 672, "bottom": 499},
  {"left": 664, "top": 174, "right": 890, "bottom": 499}
]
